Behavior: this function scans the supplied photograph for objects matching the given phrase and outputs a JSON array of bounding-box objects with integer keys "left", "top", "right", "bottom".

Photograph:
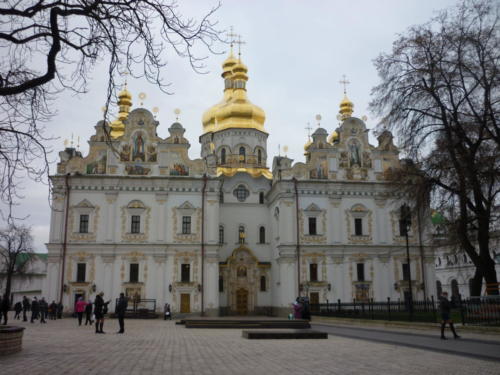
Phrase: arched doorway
[
  {"left": 236, "top": 288, "right": 248, "bottom": 315},
  {"left": 436, "top": 280, "right": 442, "bottom": 296}
]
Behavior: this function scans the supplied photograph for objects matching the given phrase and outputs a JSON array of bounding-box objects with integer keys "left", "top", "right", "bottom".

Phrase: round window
[{"left": 233, "top": 184, "right": 250, "bottom": 202}]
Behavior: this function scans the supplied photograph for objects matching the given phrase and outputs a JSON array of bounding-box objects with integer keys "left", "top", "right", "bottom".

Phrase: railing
[
  {"left": 115, "top": 298, "right": 156, "bottom": 315},
  {"left": 310, "top": 297, "right": 500, "bottom": 326}
]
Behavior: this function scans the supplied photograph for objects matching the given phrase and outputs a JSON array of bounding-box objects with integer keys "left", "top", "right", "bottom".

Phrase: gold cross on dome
[
  {"left": 339, "top": 74, "right": 350, "bottom": 94},
  {"left": 235, "top": 35, "right": 246, "bottom": 57},
  {"left": 227, "top": 26, "right": 238, "bottom": 48},
  {"left": 305, "top": 122, "right": 313, "bottom": 139}
]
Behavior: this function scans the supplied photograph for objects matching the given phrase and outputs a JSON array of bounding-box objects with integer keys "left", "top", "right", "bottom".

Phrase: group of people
[
  {"left": 1, "top": 295, "right": 63, "bottom": 325},
  {"left": 290, "top": 296, "right": 311, "bottom": 320},
  {"left": 74, "top": 292, "right": 128, "bottom": 334}
]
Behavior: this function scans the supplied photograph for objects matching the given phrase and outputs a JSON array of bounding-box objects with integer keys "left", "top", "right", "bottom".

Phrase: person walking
[
  {"left": 49, "top": 301, "right": 57, "bottom": 320},
  {"left": 116, "top": 293, "right": 128, "bottom": 334},
  {"left": 1, "top": 295, "right": 9, "bottom": 325},
  {"left": 439, "top": 291, "right": 460, "bottom": 339},
  {"left": 57, "top": 302, "right": 63, "bottom": 319},
  {"left": 14, "top": 301, "right": 22, "bottom": 320},
  {"left": 75, "top": 297, "right": 87, "bottom": 326},
  {"left": 94, "top": 292, "right": 110, "bottom": 334},
  {"left": 292, "top": 298, "right": 303, "bottom": 320},
  {"left": 31, "top": 297, "right": 40, "bottom": 323},
  {"left": 22, "top": 296, "right": 30, "bottom": 322},
  {"left": 84, "top": 299, "right": 93, "bottom": 325},
  {"left": 40, "top": 298, "right": 48, "bottom": 323},
  {"left": 164, "top": 303, "right": 172, "bottom": 320}
]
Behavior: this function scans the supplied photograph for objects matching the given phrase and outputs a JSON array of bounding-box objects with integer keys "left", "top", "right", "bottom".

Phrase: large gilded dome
[{"left": 202, "top": 53, "right": 266, "bottom": 134}]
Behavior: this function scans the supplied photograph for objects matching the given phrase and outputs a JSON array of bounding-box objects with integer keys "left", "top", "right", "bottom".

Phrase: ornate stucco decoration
[
  {"left": 120, "top": 200, "right": 151, "bottom": 242},
  {"left": 345, "top": 204, "right": 373, "bottom": 244},
  {"left": 68, "top": 199, "right": 100, "bottom": 242},
  {"left": 172, "top": 202, "right": 201, "bottom": 243},
  {"left": 299, "top": 203, "right": 327, "bottom": 244},
  {"left": 390, "top": 210, "right": 417, "bottom": 244}
]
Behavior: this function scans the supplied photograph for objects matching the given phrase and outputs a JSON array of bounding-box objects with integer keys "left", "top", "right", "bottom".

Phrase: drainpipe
[
  {"left": 201, "top": 174, "right": 207, "bottom": 316},
  {"left": 293, "top": 178, "right": 300, "bottom": 297},
  {"left": 59, "top": 174, "right": 70, "bottom": 304},
  {"left": 417, "top": 206, "right": 427, "bottom": 300}
]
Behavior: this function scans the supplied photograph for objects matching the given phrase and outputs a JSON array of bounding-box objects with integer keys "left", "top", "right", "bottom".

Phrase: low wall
[{"left": 0, "top": 326, "right": 25, "bottom": 355}]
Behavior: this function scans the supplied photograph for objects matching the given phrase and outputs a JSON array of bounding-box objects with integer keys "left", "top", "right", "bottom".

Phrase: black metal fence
[
  {"left": 115, "top": 298, "right": 156, "bottom": 316},
  {"left": 310, "top": 297, "right": 500, "bottom": 326}
]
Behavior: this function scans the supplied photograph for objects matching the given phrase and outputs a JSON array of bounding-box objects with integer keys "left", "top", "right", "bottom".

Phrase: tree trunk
[{"left": 470, "top": 268, "right": 483, "bottom": 297}]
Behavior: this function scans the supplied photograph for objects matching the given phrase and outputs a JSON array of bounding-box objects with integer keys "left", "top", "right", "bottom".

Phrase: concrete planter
[{"left": 0, "top": 326, "right": 25, "bottom": 355}]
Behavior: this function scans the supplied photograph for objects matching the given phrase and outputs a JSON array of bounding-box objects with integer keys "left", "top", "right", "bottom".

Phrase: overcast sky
[{"left": 9, "top": 0, "right": 459, "bottom": 251}]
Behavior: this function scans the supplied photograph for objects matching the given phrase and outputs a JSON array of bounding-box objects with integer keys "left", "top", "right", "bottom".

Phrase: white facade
[{"left": 44, "top": 54, "right": 437, "bottom": 315}]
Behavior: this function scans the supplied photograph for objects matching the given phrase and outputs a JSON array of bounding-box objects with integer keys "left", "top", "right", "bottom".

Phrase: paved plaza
[{"left": 2, "top": 315, "right": 500, "bottom": 375}]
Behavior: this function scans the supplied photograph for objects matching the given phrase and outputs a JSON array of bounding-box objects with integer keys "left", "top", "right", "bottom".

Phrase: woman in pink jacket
[{"left": 75, "top": 297, "right": 87, "bottom": 326}]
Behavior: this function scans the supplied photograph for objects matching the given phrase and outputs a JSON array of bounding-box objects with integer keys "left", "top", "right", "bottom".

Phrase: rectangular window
[
  {"left": 76, "top": 263, "right": 86, "bottom": 282},
  {"left": 309, "top": 263, "right": 318, "bottom": 282},
  {"left": 402, "top": 263, "right": 411, "bottom": 281},
  {"left": 219, "top": 276, "right": 224, "bottom": 292},
  {"left": 182, "top": 216, "right": 191, "bottom": 234},
  {"left": 260, "top": 276, "right": 266, "bottom": 292},
  {"left": 130, "top": 263, "right": 139, "bottom": 283},
  {"left": 259, "top": 192, "right": 265, "bottom": 204},
  {"left": 131, "top": 215, "right": 141, "bottom": 234},
  {"left": 219, "top": 226, "right": 224, "bottom": 244},
  {"left": 354, "top": 218, "right": 363, "bottom": 236},
  {"left": 357, "top": 263, "right": 365, "bottom": 281},
  {"left": 308, "top": 217, "right": 317, "bottom": 235},
  {"left": 79, "top": 214, "right": 89, "bottom": 233},
  {"left": 181, "top": 263, "right": 190, "bottom": 283}
]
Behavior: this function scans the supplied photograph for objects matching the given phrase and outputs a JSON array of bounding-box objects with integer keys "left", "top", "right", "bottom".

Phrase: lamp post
[{"left": 400, "top": 204, "right": 413, "bottom": 320}]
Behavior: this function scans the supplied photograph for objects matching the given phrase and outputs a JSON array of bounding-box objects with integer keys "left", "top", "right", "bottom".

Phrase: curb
[{"left": 311, "top": 317, "right": 500, "bottom": 335}]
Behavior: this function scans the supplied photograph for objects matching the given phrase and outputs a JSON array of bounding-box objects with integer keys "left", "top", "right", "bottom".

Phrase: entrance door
[
  {"left": 236, "top": 288, "right": 248, "bottom": 315},
  {"left": 310, "top": 292, "right": 319, "bottom": 313},
  {"left": 180, "top": 294, "right": 190, "bottom": 313}
]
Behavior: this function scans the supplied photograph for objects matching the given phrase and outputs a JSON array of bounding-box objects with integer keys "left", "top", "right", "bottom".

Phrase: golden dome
[
  {"left": 304, "top": 139, "right": 312, "bottom": 151},
  {"left": 202, "top": 54, "right": 266, "bottom": 134},
  {"left": 110, "top": 119, "right": 125, "bottom": 139},
  {"left": 327, "top": 130, "right": 339, "bottom": 144},
  {"left": 339, "top": 94, "right": 354, "bottom": 120}
]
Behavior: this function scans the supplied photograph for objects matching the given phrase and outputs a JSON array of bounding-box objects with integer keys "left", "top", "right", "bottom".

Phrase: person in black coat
[
  {"left": 31, "top": 297, "right": 40, "bottom": 323},
  {"left": 94, "top": 292, "right": 110, "bottom": 334},
  {"left": 115, "top": 293, "right": 128, "bottom": 334},
  {"left": 14, "top": 301, "right": 22, "bottom": 320},
  {"left": 49, "top": 301, "right": 57, "bottom": 320},
  {"left": 39, "top": 297, "right": 47, "bottom": 323},
  {"left": 439, "top": 291, "right": 460, "bottom": 339},
  {"left": 22, "top": 296, "right": 31, "bottom": 321},
  {"left": 84, "top": 299, "right": 93, "bottom": 325}
]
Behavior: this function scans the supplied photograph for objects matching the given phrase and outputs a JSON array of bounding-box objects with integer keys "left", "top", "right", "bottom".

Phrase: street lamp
[{"left": 400, "top": 204, "right": 414, "bottom": 320}]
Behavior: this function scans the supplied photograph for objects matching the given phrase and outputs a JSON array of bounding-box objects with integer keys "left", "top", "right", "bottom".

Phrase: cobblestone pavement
[{"left": 2, "top": 314, "right": 499, "bottom": 375}]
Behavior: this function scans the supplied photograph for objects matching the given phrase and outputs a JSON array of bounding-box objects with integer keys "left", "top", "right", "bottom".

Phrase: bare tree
[
  {"left": 0, "top": 224, "right": 34, "bottom": 324},
  {"left": 370, "top": 0, "right": 500, "bottom": 295},
  {"left": 0, "top": 0, "right": 224, "bottom": 221}
]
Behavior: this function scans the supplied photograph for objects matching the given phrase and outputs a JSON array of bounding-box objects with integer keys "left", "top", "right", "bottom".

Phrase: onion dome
[
  {"left": 202, "top": 53, "right": 266, "bottom": 134},
  {"left": 339, "top": 94, "right": 354, "bottom": 120},
  {"left": 202, "top": 52, "right": 238, "bottom": 134},
  {"left": 110, "top": 84, "right": 132, "bottom": 139},
  {"left": 304, "top": 139, "right": 313, "bottom": 152},
  {"left": 327, "top": 130, "right": 339, "bottom": 144}
]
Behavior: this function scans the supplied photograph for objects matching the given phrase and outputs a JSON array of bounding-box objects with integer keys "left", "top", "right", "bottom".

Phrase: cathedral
[{"left": 44, "top": 49, "right": 437, "bottom": 316}]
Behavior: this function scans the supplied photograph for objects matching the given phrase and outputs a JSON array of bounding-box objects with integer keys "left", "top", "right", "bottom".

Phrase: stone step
[
  {"left": 183, "top": 319, "right": 311, "bottom": 329},
  {"left": 242, "top": 329, "right": 328, "bottom": 339}
]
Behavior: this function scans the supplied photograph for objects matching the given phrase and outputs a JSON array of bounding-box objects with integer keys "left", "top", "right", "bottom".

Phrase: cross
[
  {"left": 339, "top": 74, "right": 350, "bottom": 95},
  {"left": 227, "top": 26, "right": 238, "bottom": 49},
  {"left": 235, "top": 34, "right": 246, "bottom": 58},
  {"left": 305, "top": 122, "right": 312, "bottom": 139}
]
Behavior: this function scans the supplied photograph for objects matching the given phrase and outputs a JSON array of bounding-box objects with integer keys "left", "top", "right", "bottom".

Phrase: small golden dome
[
  {"left": 339, "top": 95, "right": 354, "bottom": 120},
  {"left": 304, "top": 139, "right": 312, "bottom": 151},
  {"left": 110, "top": 119, "right": 125, "bottom": 139},
  {"left": 327, "top": 130, "right": 339, "bottom": 144}
]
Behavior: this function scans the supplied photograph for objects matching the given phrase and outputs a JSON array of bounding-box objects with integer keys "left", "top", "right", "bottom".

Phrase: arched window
[
  {"left": 260, "top": 276, "right": 266, "bottom": 292},
  {"left": 238, "top": 225, "right": 245, "bottom": 244},
  {"left": 451, "top": 279, "right": 460, "bottom": 299},
  {"left": 259, "top": 192, "right": 264, "bottom": 204},
  {"left": 259, "top": 226, "right": 265, "bottom": 243},
  {"left": 436, "top": 280, "right": 442, "bottom": 296},
  {"left": 221, "top": 148, "right": 226, "bottom": 164},
  {"left": 219, "top": 225, "right": 224, "bottom": 244},
  {"left": 257, "top": 149, "right": 262, "bottom": 165},
  {"left": 239, "top": 146, "right": 246, "bottom": 162}
]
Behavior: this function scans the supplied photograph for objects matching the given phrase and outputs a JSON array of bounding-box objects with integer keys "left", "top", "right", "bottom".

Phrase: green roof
[{"left": 431, "top": 210, "right": 445, "bottom": 225}]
